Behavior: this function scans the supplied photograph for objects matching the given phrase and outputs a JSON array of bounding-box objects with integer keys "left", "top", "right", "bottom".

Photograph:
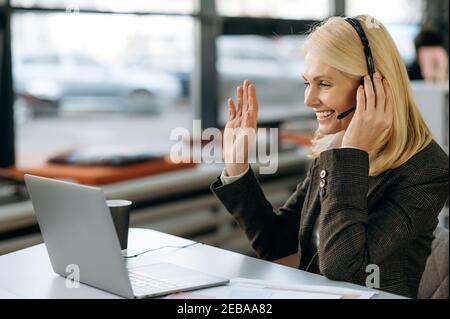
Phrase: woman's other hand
[{"left": 342, "top": 72, "right": 393, "bottom": 153}]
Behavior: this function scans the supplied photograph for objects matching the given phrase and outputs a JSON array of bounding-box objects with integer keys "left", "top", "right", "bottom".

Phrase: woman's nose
[{"left": 304, "top": 87, "right": 321, "bottom": 108}]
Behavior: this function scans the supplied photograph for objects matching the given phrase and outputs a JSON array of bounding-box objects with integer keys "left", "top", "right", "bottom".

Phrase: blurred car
[
  {"left": 217, "top": 35, "right": 305, "bottom": 106},
  {"left": 125, "top": 36, "right": 305, "bottom": 103},
  {"left": 13, "top": 52, "right": 182, "bottom": 117},
  {"left": 126, "top": 54, "right": 193, "bottom": 97}
]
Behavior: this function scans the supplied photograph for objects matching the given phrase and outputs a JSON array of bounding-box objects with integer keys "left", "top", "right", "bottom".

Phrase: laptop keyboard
[{"left": 129, "top": 271, "right": 182, "bottom": 296}]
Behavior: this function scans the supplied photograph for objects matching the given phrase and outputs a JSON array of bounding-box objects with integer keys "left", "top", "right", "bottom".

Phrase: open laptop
[{"left": 24, "top": 174, "right": 229, "bottom": 299}]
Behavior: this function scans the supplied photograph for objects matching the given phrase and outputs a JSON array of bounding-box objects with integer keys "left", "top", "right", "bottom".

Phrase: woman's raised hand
[{"left": 223, "top": 80, "right": 259, "bottom": 176}]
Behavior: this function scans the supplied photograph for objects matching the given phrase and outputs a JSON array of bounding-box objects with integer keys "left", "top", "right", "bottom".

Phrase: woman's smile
[{"left": 315, "top": 110, "right": 336, "bottom": 121}]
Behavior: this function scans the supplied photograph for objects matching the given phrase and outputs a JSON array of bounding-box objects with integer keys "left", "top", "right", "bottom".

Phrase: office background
[{"left": 0, "top": 0, "right": 448, "bottom": 258}]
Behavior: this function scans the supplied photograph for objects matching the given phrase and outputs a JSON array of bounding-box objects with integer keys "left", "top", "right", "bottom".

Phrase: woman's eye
[{"left": 303, "top": 82, "right": 331, "bottom": 88}]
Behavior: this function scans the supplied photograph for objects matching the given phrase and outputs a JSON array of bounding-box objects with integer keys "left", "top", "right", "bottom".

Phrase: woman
[{"left": 210, "top": 15, "right": 449, "bottom": 298}]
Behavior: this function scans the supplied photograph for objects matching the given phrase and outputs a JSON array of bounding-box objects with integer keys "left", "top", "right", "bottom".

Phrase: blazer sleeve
[
  {"left": 316, "top": 148, "right": 449, "bottom": 283},
  {"left": 210, "top": 163, "right": 313, "bottom": 261}
]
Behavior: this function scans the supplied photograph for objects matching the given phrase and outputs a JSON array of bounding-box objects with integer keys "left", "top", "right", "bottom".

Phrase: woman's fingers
[
  {"left": 364, "top": 75, "right": 376, "bottom": 112},
  {"left": 232, "top": 80, "right": 257, "bottom": 128},
  {"left": 243, "top": 80, "right": 251, "bottom": 113},
  {"left": 248, "top": 84, "right": 259, "bottom": 112},
  {"left": 228, "top": 98, "right": 236, "bottom": 121},
  {"left": 237, "top": 86, "right": 244, "bottom": 117},
  {"left": 356, "top": 85, "right": 366, "bottom": 115},
  {"left": 248, "top": 84, "right": 259, "bottom": 128},
  {"left": 373, "top": 72, "right": 386, "bottom": 114}
]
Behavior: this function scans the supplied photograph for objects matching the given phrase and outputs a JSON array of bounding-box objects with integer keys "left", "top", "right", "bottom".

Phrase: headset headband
[{"left": 345, "top": 17, "right": 376, "bottom": 77}]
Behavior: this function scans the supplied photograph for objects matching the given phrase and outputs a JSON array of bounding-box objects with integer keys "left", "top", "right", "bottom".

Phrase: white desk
[{"left": 0, "top": 228, "right": 405, "bottom": 299}]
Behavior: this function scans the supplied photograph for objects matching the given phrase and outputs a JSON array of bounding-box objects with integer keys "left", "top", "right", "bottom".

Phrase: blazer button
[
  {"left": 320, "top": 179, "right": 327, "bottom": 188},
  {"left": 320, "top": 170, "right": 327, "bottom": 178},
  {"left": 320, "top": 188, "right": 326, "bottom": 197}
]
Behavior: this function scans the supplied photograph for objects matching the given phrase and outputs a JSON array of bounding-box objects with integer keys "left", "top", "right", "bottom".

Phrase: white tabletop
[{"left": 0, "top": 228, "right": 405, "bottom": 299}]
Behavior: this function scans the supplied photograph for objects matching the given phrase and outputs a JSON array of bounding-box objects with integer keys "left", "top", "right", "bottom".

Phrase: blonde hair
[{"left": 303, "top": 15, "right": 432, "bottom": 176}]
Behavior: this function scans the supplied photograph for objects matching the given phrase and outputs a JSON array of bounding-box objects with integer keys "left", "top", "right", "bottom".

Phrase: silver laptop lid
[{"left": 24, "top": 174, "right": 134, "bottom": 298}]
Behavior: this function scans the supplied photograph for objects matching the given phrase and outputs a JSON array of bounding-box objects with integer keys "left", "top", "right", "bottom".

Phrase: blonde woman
[{"left": 211, "top": 15, "right": 449, "bottom": 298}]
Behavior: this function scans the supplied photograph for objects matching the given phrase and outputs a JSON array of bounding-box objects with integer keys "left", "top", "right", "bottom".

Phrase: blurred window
[
  {"left": 217, "top": 35, "right": 309, "bottom": 126},
  {"left": 346, "top": 0, "right": 422, "bottom": 23},
  {"left": 12, "top": 6, "right": 194, "bottom": 167},
  {"left": 217, "top": 0, "right": 330, "bottom": 19},
  {"left": 23, "top": 54, "right": 60, "bottom": 65},
  {"left": 11, "top": 0, "right": 195, "bottom": 14},
  {"left": 72, "top": 54, "right": 99, "bottom": 67},
  {"left": 346, "top": 0, "right": 423, "bottom": 67},
  {"left": 6, "top": 0, "right": 427, "bottom": 167}
]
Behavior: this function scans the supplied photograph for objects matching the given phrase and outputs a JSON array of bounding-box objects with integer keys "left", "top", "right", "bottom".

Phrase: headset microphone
[{"left": 337, "top": 106, "right": 357, "bottom": 120}]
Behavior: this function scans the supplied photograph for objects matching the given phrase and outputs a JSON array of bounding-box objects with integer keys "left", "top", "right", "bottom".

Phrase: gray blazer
[{"left": 211, "top": 140, "right": 449, "bottom": 298}]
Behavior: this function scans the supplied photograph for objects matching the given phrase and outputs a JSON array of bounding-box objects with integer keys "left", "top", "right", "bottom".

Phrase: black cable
[
  {"left": 123, "top": 242, "right": 203, "bottom": 259},
  {"left": 305, "top": 251, "right": 319, "bottom": 273}
]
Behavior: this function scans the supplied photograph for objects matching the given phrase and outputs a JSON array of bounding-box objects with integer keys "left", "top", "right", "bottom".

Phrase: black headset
[{"left": 337, "top": 17, "right": 377, "bottom": 120}]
